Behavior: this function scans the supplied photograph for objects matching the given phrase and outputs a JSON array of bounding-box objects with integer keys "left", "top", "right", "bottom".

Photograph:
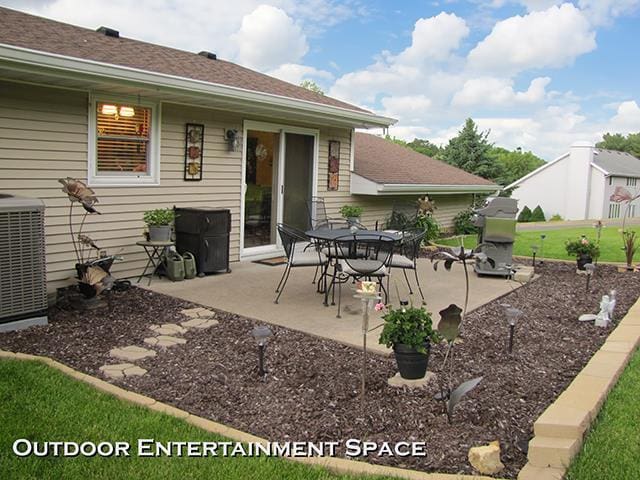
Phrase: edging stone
[{"left": 0, "top": 350, "right": 497, "bottom": 480}]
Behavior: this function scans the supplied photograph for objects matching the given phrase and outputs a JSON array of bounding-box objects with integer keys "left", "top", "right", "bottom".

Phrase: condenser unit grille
[{"left": 0, "top": 208, "right": 47, "bottom": 321}]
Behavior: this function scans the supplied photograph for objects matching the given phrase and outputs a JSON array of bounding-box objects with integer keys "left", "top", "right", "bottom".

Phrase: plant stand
[{"left": 136, "top": 240, "right": 175, "bottom": 285}]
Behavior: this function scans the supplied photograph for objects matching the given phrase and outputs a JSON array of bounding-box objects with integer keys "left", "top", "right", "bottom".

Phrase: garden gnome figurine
[{"left": 594, "top": 295, "right": 611, "bottom": 328}]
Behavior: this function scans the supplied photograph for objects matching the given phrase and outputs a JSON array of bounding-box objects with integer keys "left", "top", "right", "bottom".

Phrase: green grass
[
  {"left": 436, "top": 226, "right": 639, "bottom": 263},
  {"left": 0, "top": 359, "right": 388, "bottom": 480},
  {"left": 566, "top": 349, "right": 640, "bottom": 479}
]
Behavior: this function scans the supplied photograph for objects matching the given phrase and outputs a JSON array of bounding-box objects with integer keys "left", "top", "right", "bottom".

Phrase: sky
[{"left": 3, "top": 0, "right": 640, "bottom": 160}]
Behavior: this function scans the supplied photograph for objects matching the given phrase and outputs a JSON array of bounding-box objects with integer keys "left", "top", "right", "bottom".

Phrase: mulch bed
[{"left": 1, "top": 261, "right": 639, "bottom": 478}]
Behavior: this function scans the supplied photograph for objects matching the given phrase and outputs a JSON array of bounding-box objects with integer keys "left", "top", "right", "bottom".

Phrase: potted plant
[
  {"left": 378, "top": 302, "right": 440, "bottom": 379},
  {"left": 339, "top": 204, "right": 363, "bottom": 226},
  {"left": 565, "top": 236, "right": 600, "bottom": 270},
  {"left": 143, "top": 208, "right": 175, "bottom": 242}
]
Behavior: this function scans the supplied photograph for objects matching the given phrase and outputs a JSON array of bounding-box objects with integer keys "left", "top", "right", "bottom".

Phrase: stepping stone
[
  {"left": 180, "top": 307, "right": 215, "bottom": 319},
  {"left": 144, "top": 335, "right": 187, "bottom": 347},
  {"left": 109, "top": 345, "right": 156, "bottom": 362},
  {"left": 181, "top": 317, "right": 219, "bottom": 329},
  {"left": 387, "top": 371, "right": 437, "bottom": 389},
  {"left": 149, "top": 323, "right": 187, "bottom": 335},
  {"left": 99, "top": 363, "right": 148, "bottom": 379}
]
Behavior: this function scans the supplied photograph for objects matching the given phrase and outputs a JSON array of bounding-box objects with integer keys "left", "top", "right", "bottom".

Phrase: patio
[{"left": 145, "top": 257, "right": 517, "bottom": 354}]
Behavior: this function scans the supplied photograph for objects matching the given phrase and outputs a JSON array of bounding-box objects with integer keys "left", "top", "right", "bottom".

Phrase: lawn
[
  {"left": 436, "top": 226, "right": 639, "bottom": 263},
  {"left": 0, "top": 359, "right": 386, "bottom": 480},
  {"left": 566, "top": 348, "right": 640, "bottom": 479}
]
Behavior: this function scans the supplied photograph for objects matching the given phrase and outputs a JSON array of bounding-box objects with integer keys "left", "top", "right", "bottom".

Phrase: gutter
[
  {"left": 375, "top": 183, "right": 499, "bottom": 195},
  {"left": 0, "top": 43, "right": 396, "bottom": 128}
]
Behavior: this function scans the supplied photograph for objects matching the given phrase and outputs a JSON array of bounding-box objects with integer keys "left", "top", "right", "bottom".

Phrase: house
[
  {"left": 0, "top": 7, "right": 493, "bottom": 292},
  {"left": 507, "top": 142, "right": 640, "bottom": 221},
  {"left": 349, "top": 133, "right": 498, "bottom": 228}
]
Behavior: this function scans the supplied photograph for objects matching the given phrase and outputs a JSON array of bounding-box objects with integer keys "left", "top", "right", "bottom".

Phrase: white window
[
  {"left": 629, "top": 204, "right": 637, "bottom": 218},
  {"left": 88, "top": 96, "right": 160, "bottom": 186},
  {"left": 608, "top": 202, "right": 621, "bottom": 218},
  {"left": 627, "top": 177, "right": 637, "bottom": 187}
]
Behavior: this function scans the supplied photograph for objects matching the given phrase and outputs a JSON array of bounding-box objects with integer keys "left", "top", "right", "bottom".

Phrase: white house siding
[
  {"left": 588, "top": 168, "right": 605, "bottom": 219},
  {"left": 603, "top": 176, "right": 640, "bottom": 219},
  {"left": 0, "top": 80, "right": 354, "bottom": 291}
]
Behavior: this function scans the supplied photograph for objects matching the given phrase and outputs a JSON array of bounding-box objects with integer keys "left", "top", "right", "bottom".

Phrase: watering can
[
  {"left": 182, "top": 252, "right": 197, "bottom": 279},
  {"left": 165, "top": 252, "right": 185, "bottom": 282}
]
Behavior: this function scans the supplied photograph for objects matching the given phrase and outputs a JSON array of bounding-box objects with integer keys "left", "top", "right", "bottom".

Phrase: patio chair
[
  {"left": 274, "top": 223, "right": 328, "bottom": 304},
  {"left": 384, "top": 201, "right": 419, "bottom": 232},
  {"left": 387, "top": 229, "right": 428, "bottom": 304},
  {"left": 331, "top": 234, "right": 395, "bottom": 318},
  {"left": 306, "top": 196, "right": 348, "bottom": 230}
]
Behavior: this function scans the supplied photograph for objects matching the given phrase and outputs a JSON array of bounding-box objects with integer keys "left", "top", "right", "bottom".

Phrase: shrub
[
  {"left": 565, "top": 236, "right": 600, "bottom": 258},
  {"left": 415, "top": 214, "right": 440, "bottom": 242},
  {"left": 531, "top": 205, "right": 546, "bottom": 222},
  {"left": 143, "top": 208, "right": 175, "bottom": 226},
  {"left": 379, "top": 305, "right": 440, "bottom": 352},
  {"left": 517, "top": 206, "right": 532, "bottom": 222},
  {"left": 339, "top": 205, "right": 363, "bottom": 218},
  {"left": 550, "top": 214, "right": 563, "bottom": 221},
  {"left": 452, "top": 208, "right": 478, "bottom": 235}
]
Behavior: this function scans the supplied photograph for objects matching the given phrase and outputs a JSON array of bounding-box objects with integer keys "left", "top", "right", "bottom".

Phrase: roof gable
[
  {"left": 593, "top": 149, "right": 640, "bottom": 177},
  {"left": 0, "top": 6, "right": 368, "bottom": 114}
]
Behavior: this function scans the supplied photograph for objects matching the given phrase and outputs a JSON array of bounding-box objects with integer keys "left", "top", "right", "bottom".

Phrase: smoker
[{"left": 472, "top": 197, "right": 518, "bottom": 276}]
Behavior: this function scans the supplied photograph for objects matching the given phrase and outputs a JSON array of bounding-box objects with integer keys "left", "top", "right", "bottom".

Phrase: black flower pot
[
  {"left": 393, "top": 342, "right": 430, "bottom": 380},
  {"left": 577, "top": 254, "right": 592, "bottom": 270}
]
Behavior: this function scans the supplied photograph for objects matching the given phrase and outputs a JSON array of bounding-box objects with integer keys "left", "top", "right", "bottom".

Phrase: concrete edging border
[
  {"left": 0, "top": 349, "right": 494, "bottom": 480},
  {"left": 517, "top": 297, "right": 640, "bottom": 480}
]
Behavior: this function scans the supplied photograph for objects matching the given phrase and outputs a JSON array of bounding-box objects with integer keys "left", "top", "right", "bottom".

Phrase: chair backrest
[
  {"left": 334, "top": 234, "right": 395, "bottom": 275},
  {"left": 276, "top": 223, "right": 308, "bottom": 260},
  {"left": 306, "top": 196, "right": 329, "bottom": 229},
  {"left": 399, "top": 228, "right": 428, "bottom": 262},
  {"left": 385, "top": 201, "right": 418, "bottom": 231}
]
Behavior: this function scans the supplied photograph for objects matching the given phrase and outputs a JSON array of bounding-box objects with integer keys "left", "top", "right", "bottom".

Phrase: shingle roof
[
  {"left": 354, "top": 133, "right": 496, "bottom": 186},
  {"left": 593, "top": 149, "right": 640, "bottom": 177},
  {"left": 0, "top": 6, "right": 369, "bottom": 113}
]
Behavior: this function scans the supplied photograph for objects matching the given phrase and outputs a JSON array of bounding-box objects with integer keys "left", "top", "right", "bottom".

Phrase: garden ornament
[
  {"left": 417, "top": 195, "right": 436, "bottom": 216},
  {"left": 595, "top": 295, "right": 612, "bottom": 328},
  {"left": 608, "top": 290, "right": 617, "bottom": 320}
]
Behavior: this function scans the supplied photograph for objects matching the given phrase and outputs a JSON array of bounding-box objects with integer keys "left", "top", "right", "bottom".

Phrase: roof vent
[
  {"left": 198, "top": 51, "right": 217, "bottom": 60},
  {"left": 96, "top": 26, "right": 119, "bottom": 38}
]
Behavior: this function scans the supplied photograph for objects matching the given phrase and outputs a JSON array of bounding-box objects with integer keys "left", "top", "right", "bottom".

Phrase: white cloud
[
  {"left": 380, "top": 95, "right": 433, "bottom": 123},
  {"left": 266, "top": 63, "right": 333, "bottom": 85},
  {"left": 452, "top": 76, "right": 551, "bottom": 107},
  {"left": 232, "top": 5, "right": 308, "bottom": 70},
  {"left": 605, "top": 101, "right": 640, "bottom": 134},
  {"left": 468, "top": 4, "right": 596, "bottom": 74},
  {"left": 578, "top": 0, "right": 640, "bottom": 25}
]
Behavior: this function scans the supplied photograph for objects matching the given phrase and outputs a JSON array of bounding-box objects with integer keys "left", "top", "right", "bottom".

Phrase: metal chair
[
  {"left": 384, "top": 201, "right": 419, "bottom": 232},
  {"left": 274, "top": 223, "right": 328, "bottom": 304},
  {"left": 387, "top": 229, "right": 428, "bottom": 304},
  {"left": 330, "top": 234, "right": 395, "bottom": 318},
  {"left": 306, "top": 196, "right": 347, "bottom": 230}
]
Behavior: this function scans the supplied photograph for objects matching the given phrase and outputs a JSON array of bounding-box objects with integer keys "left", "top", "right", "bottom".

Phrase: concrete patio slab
[{"left": 145, "top": 258, "right": 518, "bottom": 354}]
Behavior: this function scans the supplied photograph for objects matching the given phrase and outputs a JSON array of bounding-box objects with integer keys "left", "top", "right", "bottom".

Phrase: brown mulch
[{"left": 1, "top": 262, "right": 638, "bottom": 478}]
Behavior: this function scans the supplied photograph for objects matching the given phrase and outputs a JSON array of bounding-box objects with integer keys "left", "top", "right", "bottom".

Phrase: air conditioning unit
[{"left": 0, "top": 194, "right": 48, "bottom": 332}]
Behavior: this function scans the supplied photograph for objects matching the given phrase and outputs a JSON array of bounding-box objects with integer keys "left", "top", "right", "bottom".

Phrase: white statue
[
  {"left": 608, "top": 290, "right": 617, "bottom": 320},
  {"left": 594, "top": 295, "right": 611, "bottom": 328}
]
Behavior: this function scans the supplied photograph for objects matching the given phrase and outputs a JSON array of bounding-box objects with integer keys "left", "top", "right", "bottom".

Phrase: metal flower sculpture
[
  {"left": 609, "top": 186, "right": 640, "bottom": 269},
  {"left": 59, "top": 177, "right": 100, "bottom": 214}
]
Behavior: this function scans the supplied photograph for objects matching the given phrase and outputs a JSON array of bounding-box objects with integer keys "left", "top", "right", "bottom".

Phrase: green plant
[
  {"left": 339, "top": 204, "right": 363, "bottom": 219},
  {"left": 143, "top": 208, "right": 175, "bottom": 226},
  {"left": 415, "top": 214, "right": 440, "bottom": 242},
  {"left": 550, "top": 214, "right": 563, "bottom": 221},
  {"left": 452, "top": 208, "right": 478, "bottom": 235},
  {"left": 531, "top": 205, "right": 546, "bottom": 222},
  {"left": 622, "top": 230, "right": 638, "bottom": 267},
  {"left": 379, "top": 305, "right": 440, "bottom": 353},
  {"left": 565, "top": 236, "right": 600, "bottom": 258},
  {"left": 517, "top": 206, "right": 532, "bottom": 222}
]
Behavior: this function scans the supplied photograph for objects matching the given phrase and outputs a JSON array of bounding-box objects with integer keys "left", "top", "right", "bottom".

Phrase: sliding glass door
[{"left": 283, "top": 133, "right": 314, "bottom": 231}]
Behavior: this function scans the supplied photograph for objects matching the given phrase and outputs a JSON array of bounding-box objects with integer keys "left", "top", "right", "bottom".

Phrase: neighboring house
[
  {"left": 507, "top": 141, "right": 640, "bottom": 221},
  {"left": 350, "top": 133, "right": 498, "bottom": 228}
]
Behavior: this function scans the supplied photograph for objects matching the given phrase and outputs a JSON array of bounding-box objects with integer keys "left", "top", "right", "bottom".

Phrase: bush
[
  {"left": 415, "top": 214, "right": 440, "bottom": 242},
  {"left": 565, "top": 236, "right": 600, "bottom": 258},
  {"left": 531, "top": 205, "right": 546, "bottom": 222},
  {"left": 379, "top": 305, "right": 440, "bottom": 352},
  {"left": 143, "top": 208, "right": 175, "bottom": 226},
  {"left": 550, "top": 214, "right": 563, "bottom": 221},
  {"left": 339, "top": 205, "right": 363, "bottom": 218},
  {"left": 517, "top": 206, "right": 532, "bottom": 222},
  {"left": 452, "top": 208, "right": 478, "bottom": 235}
]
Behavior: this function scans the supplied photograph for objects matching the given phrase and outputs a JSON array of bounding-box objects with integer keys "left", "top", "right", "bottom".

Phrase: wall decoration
[
  {"left": 328, "top": 140, "right": 340, "bottom": 191},
  {"left": 184, "top": 123, "right": 204, "bottom": 181}
]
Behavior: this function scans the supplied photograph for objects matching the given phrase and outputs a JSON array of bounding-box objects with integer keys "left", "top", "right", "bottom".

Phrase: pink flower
[
  {"left": 374, "top": 302, "right": 385, "bottom": 312},
  {"left": 581, "top": 238, "right": 589, "bottom": 245}
]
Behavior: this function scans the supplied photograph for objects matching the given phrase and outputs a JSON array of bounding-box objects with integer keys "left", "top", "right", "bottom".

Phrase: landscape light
[
  {"left": 531, "top": 245, "right": 538, "bottom": 267},
  {"left": 251, "top": 325, "right": 273, "bottom": 378},
  {"left": 584, "top": 263, "right": 596, "bottom": 292},
  {"left": 504, "top": 306, "right": 523, "bottom": 354},
  {"left": 540, "top": 234, "right": 546, "bottom": 264}
]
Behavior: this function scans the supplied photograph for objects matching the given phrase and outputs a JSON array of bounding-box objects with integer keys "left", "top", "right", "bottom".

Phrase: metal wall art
[
  {"left": 327, "top": 140, "right": 340, "bottom": 191},
  {"left": 184, "top": 123, "right": 204, "bottom": 181}
]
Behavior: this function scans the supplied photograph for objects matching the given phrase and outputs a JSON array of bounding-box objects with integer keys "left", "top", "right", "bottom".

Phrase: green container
[
  {"left": 165, "top": 252, "right": 185, "bottom": 282},
  {"left": 182, "top": 252, "right": 197, "bottom": 279}
]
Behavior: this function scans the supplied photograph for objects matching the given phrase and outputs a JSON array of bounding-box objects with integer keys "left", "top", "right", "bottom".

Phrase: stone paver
[
  {"left": 181, "top": 317, "right": 219, "bottom": 329},
  {"left": 387, "top": 371, "right": 436, "bottom": 388},
  {"left": 144, "top": 335, "right": 187, "bottom": 347},
  {"left": 149, "top": 323, "right": 187, "bottom": 335},
  {"left": 109, "top": 345, "right": 156, "bottom": 362},
  {"left": 99, "top": 363, "right": 148, "bottom": 379},
  {"left": 180, "top": 307, "right": 216, "bottom": 319}
]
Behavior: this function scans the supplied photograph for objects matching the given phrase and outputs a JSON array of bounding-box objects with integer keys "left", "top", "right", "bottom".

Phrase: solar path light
[
  {"left": 504, "top": 306, "right": 523, "bottom": 354},
  {"left": 251, "top": 325, "right": 273, "bottom": 378}
]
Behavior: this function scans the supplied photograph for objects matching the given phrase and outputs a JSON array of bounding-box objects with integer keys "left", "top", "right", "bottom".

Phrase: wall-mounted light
[
  {"left": 119, "top": 106, "right": 135, "bottom": 117},
  {"left": 226, "top": 129, "right": 240, "bottom": 152},
  {"left": 101, "top": 104, "right": 117, "bottom": 115}
]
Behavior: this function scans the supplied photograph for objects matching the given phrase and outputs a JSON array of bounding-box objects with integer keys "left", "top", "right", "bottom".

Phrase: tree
[
  {"left": 406, "top": 138, "right": 443, "bottom": 159},
  {"left": 300, "top": 80, "right": 324, "bottom": 95},
  {"left": 442, "top": 118, "right": 504, "bottom": 180},
  {"left": 517, "top": 206, "right": 532, "bottom": 223},
  {"left": 491, "top": 147, "right": 546, "bottom": 185},
  {"left": 531, "top": 205, "right": 546, "bottom": 222},
  {"left": 597, "top": 132, "right": 640, "bottom": 157}
]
